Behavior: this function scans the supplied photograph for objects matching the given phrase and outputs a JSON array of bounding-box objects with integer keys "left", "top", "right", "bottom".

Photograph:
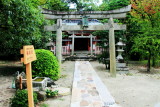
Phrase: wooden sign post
[{"left": 20, "top": 45, "right": 37, "bottom": 107}]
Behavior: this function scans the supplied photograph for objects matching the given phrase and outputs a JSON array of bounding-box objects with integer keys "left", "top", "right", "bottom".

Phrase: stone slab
[
  {"left": 43, "top": 5, "right": 131, "bottom": 19},
  {"left": 42, "top": 5, "right": 131, "bottom": 15},
  {"left": 44, "top": 23, "right": 126, "bottom": 31},
  {"left": 116, "top": 63, "right": 126, "bottom": 67},
  {"left": 52, "top": 87, "right": 70, "bottom": 96},
  {"left": 116, "top": 67, "right": 129, "bottom": 71},
  {"left": 71, "top": 61, "right": 115, "bottom": 107}
]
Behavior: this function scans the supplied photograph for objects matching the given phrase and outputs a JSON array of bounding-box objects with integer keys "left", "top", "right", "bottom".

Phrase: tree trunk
[
  {"left": 152, "top": 57, "right": 156, "bottom": 67},
  {"left": 147, "top": 51, "right": 151, "bottom": 72}
]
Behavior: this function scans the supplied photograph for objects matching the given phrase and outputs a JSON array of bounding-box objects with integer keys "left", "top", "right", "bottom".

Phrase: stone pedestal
[{"left": 116, "top": 63, "right": 129, "bottom": 71}]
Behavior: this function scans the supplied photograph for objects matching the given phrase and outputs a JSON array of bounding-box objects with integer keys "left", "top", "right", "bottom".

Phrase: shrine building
[{"left": 48, "top": 19, "right": 104, "bottom": 57}]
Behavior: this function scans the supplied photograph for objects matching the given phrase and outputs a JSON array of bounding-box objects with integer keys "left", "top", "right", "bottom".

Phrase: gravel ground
[
  {"left": 0, "top": 76, "right": 16, "bottom": 107},
  {"left": 42, "top": 61, "right": 75, "bottom": 107},
  {"left": 0, "top": 61, "right": 21, "bottom": 107},
  {"left": 43, "top": 61, "right": 160, "bottom": 107},
  {"left": 1, "top": 61, "right": 160, "bottom": 107},
  {"left": 90, "top": 61, "right": 160, "bottom": 107}
]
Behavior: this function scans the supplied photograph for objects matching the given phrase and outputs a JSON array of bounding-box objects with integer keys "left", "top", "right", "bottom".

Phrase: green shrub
[
  {"left": 98, "top": 51, "right": 110, "bottom": 69},
  {"left": 32, "top": 49, "right": 60, "bottom": 80},
  {"left": 46, "top": 89, "right": 59, "bottom": 98},
  {"left": 10, "top": 89, "right": 38, "bottom": 107}
]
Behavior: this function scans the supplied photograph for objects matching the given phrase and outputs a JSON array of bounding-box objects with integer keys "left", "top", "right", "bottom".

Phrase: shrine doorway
[{"left": 74, "top": 38, "right": 89, "bottom": 51}]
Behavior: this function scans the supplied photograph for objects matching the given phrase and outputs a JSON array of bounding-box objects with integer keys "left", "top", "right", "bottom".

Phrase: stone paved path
[{"left": 71, "top": 61, "right": 118, "bottom": 107}]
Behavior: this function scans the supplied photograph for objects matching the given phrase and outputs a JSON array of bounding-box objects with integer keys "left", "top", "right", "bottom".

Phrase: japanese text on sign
[{"left": 20, "top": 45, "right": 36, "bottom": 64}]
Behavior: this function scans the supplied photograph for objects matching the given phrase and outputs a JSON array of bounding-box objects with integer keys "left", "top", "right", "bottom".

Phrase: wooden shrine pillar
[
  {"left": 56, "top": 19, "right": 62, "bottom": 68},
  {"left": 90, "top": 34, "right": 93, "bottom": 56},
  {"left": 71, "top": 34, "right": 75, "bottom": 56},
  {"left": 109, "top": 18, "right": 116, "bottom": 77}
]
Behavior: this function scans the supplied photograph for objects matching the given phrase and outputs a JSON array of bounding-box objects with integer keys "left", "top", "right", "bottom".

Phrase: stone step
[
  {"left": 116, "top": 67, "right": 129, "bottom": 71},
  {"left": 67, "top": 56, "right": 97, "bottom": 61},
  {"left": 116, "top": 63, "right": 126, "bottom": 67}
]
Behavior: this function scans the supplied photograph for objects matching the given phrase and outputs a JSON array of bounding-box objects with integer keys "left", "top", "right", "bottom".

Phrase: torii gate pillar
[
  {"left": 56, "top": 19, "right": 62, "bottom": 69},
  {"left": 109, "top": 18, "right": 116, "bottom": 77}
]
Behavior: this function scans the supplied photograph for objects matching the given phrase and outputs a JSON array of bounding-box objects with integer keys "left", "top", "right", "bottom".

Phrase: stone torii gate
[{"left": 43, "top": 5, "right": 131, "bottom": 77}]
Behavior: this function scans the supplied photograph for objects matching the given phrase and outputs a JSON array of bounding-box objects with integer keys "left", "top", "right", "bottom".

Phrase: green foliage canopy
[
  {"left": 70, "top": 0, "right": 100, "bottom": 11},
  {"left": 0, "top": 0, "right": 51, "bottom": 59},
  {"left": 108, "top": 0, "right": 129, "bottom": 10},
  {"left": 99, "top": 0, "right": 129, "bottom": 11},
  {"left": 129, "top": 0, "right": 160, "bottom": 69},
  {"left": 37, "top": 0, "right": 69, "bottom": 11}
]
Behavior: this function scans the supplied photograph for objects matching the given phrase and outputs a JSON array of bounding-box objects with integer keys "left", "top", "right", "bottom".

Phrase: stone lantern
[
  {"left": 116, "top": 38, "right": 128, "bottom": 71},
  {"left": 116, "top": 38, "right": 125, "bottom": 61}
]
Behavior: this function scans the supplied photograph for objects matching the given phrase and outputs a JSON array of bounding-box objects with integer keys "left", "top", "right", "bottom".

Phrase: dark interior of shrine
[{"left": 74, "top": 38, "right": 89, "bottom": 51}]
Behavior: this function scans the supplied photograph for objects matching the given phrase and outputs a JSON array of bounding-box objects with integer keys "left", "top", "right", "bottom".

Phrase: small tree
[
  {"left": 130, "top": 0, "right": 160, "bottom": 70},
  {"left": 132, "top": 34, "right": 160, "bottom": 72}
]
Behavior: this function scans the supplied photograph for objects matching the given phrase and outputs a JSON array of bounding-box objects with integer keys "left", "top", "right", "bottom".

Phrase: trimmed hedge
[
  {"left": 32, "top": 49, "right": 60, "bottom": 80},
  {"left": 10, "top": 90, "right": 38, "bottom": 107}
]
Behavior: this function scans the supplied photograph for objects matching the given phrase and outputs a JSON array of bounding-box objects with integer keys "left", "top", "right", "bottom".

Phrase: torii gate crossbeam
[{"left": 44, "top": 23, "right": 126, "bottom": 31}]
